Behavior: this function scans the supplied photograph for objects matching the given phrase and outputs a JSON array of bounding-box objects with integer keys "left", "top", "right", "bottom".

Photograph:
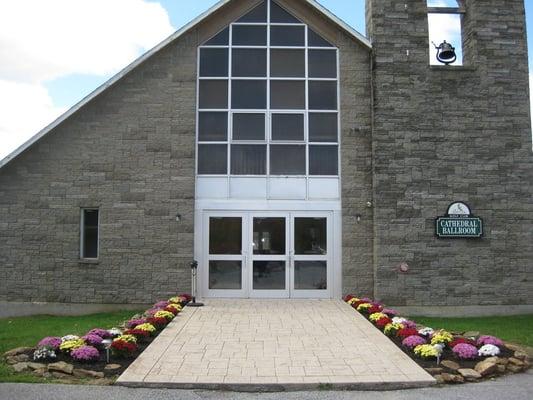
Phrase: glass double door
[{"left": 205, "top": 211, "right": 332, "bottom": 298}]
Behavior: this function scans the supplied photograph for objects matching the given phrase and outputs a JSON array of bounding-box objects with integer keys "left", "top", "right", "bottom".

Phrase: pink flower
[
  {"left": 87, "top": 328, "right": 112, "bottom": 339},
  {"left": 126, "top": 318, "right": 147, "bottom": 329},
  {"left": 82, "top": 334, "right": 103, "bottom": 347},
  {"left": 71, "top": 345, "right": 100, "bottom": 362},
  {"left": 477, "top": 335, "right": 504, "bottom": 347},
  {"left": 37, "top": 337, "right": 62, "bottom": 350},
  {"left": 453, "top": 343, "right": 479, "bottom": 360},
  {"left": 402, "top": 335, "right": 426, "bottom": 349}
]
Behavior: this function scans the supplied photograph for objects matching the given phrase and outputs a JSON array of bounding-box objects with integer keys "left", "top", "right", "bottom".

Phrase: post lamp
[
  {"left": 188, "top": 260, "right": 204, "bottom": 307},
  {"left": 102, "top": 339, "right": 112, "bottom": 363},
  {"left": 432, "top": 41, "right": 457, "bottom": 65}
]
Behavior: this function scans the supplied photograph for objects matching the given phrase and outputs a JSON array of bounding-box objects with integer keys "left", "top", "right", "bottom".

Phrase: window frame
[
  {"left": 80, "top": 208, "right": 100, "bottom": 261},
  {"left": 196, "top": 1, "right": 341, "bottom": 179}
]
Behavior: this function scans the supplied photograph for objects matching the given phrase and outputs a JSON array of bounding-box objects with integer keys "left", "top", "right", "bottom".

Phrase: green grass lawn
[
  {"left": 0, "top": 310, "right": 141, "bottom": 383},
  {"left": 412, "top": 314, "right": 533, "bottom": 348}
]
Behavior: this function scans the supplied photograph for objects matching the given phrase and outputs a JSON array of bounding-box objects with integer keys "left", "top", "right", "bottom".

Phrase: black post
[{"left": 188, "top": 260, "right": 204, "bottom": 307}]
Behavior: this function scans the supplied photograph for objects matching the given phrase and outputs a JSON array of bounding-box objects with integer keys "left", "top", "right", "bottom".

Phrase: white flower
[
  {"left": 107, "top": 328, "right": 122, "bottom": 337},
  {"left": 418, "top": 327, "right": 434, "bottom": 337},
  {"left": 478, "top": 344, "right": 500, "bottom": 357},
  {"left": 60, "top": 334, "right": 79, "bottom": 342},
  {"left": 392, "top": 317, "right": 407, "bottom": 325},
  {"left": 33, "top": 347, "right": 56, "bottom": 361}
]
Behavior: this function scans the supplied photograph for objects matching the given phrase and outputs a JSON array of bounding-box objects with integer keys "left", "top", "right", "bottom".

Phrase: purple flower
[
  {"left": 82, "top": 333, "right": 103, "bottom": 347},
  {"left": 154, "top": 301, "right": 170, "bottom": 309},
  {"left": 477, "top": 335, "right": 504, "bottom": 347},
  {"left": 87, "top": 328, "right": 112, "bottom": 339},
  {"left": 71, "top": 345, "right": 100, "bottom": 362},
  {"left": 145, "top": 308, "right": 164, "bottom": 317},
  {"left": 402, "top": 320, "right": 418, "bottom": 329},
  {"left": 382, "top": 308, "right": 398, "bottom": 317},
  {"left": 37, "top": 336, "right": 62, "bottom": 350},
  {"left": 402, "top": 335, "right": 426, "bottom": 349},
  {"left": 126, "top": 318, "right": 148, "bottom": 329},
  {"left": 453, "top": 343, "right": 479, "bottom": 360}
]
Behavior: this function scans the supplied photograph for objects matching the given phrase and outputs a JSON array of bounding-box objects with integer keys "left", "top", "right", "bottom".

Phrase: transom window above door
[{"left": 196, "top": 0, "right": 339, "bottom": 178}]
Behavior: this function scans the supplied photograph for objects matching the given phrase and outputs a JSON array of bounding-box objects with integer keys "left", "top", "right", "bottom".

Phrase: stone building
[{"left": 0, "top": 0, "right": 531, "bottom": 316}]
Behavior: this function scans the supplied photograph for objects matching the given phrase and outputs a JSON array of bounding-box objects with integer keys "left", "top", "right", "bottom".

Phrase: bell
[{"left": 434, "top": 40, "right": 457, "bottom": 65}]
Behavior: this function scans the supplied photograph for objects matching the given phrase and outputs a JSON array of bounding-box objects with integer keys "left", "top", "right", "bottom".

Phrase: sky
[{"left": 0, "top": 0, "right": 532, "bottom": 160}]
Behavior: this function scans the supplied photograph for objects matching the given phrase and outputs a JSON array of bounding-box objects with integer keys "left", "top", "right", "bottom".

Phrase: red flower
[
  {"left": 110, "top": 339, "right": 138, "bottom": 357},
  {"left": 450, "top": 337, "right": 476, "bottom": 349},
  {"left": 397, "top": 328, "right": 419, "bottom": 339},
  {"left": 179, "top": 293, "right": 192, "bottom": 302},
  {"left": 343, "top": 294, "right": 356, "bottom": 302},
  {"left": 147, "top": 317, "right": 168, "bottom": 329},
  {"left": 124, "top": 329, "right": 150, "bottom": 341},
  {"left": 164, "top": 306, "right": 179, "bottom": 316},
  {"left": 376, "top": 316, "right": 392, "bottom": 329},
  {"left": 367, "top": 305, "right": 383, "bottom": 315}
]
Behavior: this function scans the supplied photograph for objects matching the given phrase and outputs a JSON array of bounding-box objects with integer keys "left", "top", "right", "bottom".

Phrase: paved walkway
[{"left": 117, "top": 299, "right": 434, "bottom": 390}]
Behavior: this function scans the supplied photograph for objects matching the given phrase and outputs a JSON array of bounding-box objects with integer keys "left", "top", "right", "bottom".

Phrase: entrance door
[{"left": 203, "top": 211, "right": 332, "bottom": 298}]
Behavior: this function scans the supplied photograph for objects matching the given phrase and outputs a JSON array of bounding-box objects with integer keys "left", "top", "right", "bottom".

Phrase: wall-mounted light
[
  {"left": 175, "top": 213, "right": 182, "bottom": 222},
  {"left": 432, "top": 41, "right": 457, "bottom": 65}
]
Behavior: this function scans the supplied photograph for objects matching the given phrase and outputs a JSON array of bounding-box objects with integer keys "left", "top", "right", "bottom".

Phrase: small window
[
  {"left": 309, "top": 113, "right": 338, "bottom": 142},
  {"left": 270, "top": 81, "right": 305, "bottom": 109},
  {"left": 232, "top": 49, "right": 267, "bottom": 77},
  {"left": 81, "top": 209, "right": 99, "bottom": 259},
  {"left": 271, "top": 114, "right": 304, "bottom": 141},
  {"left": 427, "top": 0, "right": 464, "bottom": 65},
  {"left": 232, "top": 25, "right": 267, "bottom": 46},
  {"left": 231, "top": 144, "right": 267, "bottom": 175},
  {"left": 199, "top": 80, "right": 228, "bottom": 109},
  {"left": 270, "top": 145, "right": 306, "bottom": 175},
  {"left": 270, "top": 1, "right": 300, "bottom": 23},
  {"left": 308, "top": 50, "right": 337, "bottom": 78},
  {"left": 233, "top": 113, "right": 265, "bottom": 140},
  {"left": 270, "top": 49, "right": 305, "bottom": 78},
  {"left": 308, "top": 28, "right": 334, "bottom": 48},
  {"left": 232, "top": 80, "right": 267, "bottom": 109},
  {"left": 198, "top": 144, "right": 228, "bottom": 174},
  {"left": 199, "top": 49, "right": 228, "bottom": 77},
  {"left": 237, "top": 1, "right": 267, "bottom": 23},
  {"left": 309, "top": 145, "right": 338, "bottom": 175},
  {"left": 204, "top": 27, "right": 229, "bottom": 46},
  {"left": 198, "top": 112, "right": 228, "bottom": 141},
  {"left": 308, "top": 81, "right": 337, "bottom": 110},
  {"left": 270, "top": 26, "right": 305, "bottom": 47}
]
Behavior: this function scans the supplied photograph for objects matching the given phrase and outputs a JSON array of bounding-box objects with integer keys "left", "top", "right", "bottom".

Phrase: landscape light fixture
[{"left": 432, "top": 41, "right": 457, "bottom": 65}]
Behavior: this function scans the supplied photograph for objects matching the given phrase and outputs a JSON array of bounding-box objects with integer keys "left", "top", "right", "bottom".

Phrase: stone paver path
[{"left": 117, "top": 299, "right": 434, "bottom": 390}]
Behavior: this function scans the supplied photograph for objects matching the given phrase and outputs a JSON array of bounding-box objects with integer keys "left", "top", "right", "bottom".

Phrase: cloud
[
  {"left": 0, "top": 0, "right": 174, "bottom": 160},
  {"left": 0, "top": 80, "right": 66, "bottom": 159},
  {"left": 428, "top": 13, "right": 463, "bottom": 64}
]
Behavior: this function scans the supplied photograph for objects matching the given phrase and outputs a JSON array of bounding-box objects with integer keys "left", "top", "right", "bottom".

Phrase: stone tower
[{"left": 366, "top": 0, "right": 533, "bottom": 309}]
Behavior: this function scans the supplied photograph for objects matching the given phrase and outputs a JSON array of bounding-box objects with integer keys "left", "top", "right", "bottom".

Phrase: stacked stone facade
[{"left": 367, "top": 0, "right": 533, "bottom": 306}]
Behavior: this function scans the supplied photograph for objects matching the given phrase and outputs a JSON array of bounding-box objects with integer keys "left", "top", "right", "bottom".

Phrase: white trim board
[{"left": 0, "top": 0, "right": 370, "bottom": 170}]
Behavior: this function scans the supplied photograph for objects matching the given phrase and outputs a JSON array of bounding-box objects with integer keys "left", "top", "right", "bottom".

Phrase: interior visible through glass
[
  {"left": 209, "top": 217, "right": 242, "bottom": 254},
  {"left": 253, "top": 217, "right": 286, "bottom": 254},
  {"left": 253, "top": 261, "right": 286, "bottom": 290}
]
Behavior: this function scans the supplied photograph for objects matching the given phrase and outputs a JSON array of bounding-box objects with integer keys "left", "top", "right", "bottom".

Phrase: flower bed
[
  {"left": 344, "top": 295, "right": 531, "bottom": 384},
  {"left": 2, "top": 294, "right": 192, "bottom": 382}
]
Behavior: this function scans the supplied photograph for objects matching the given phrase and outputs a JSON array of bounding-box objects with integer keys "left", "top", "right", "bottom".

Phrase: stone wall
[{"left": 366, "top": 0, "right": 533, "bottom": 306}]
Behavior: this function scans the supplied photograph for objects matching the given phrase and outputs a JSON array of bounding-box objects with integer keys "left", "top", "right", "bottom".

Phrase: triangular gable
[{"left": 0, "top": 0, "right": 370, "bottom": 169}]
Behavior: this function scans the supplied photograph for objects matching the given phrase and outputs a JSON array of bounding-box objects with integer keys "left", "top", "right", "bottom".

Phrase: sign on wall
[{"left": 436, "top": 202, "right": 483, "bottom": 238}]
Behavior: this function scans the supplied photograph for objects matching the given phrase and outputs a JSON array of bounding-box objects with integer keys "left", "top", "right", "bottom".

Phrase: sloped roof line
[{"left": 0, "top": 0, "right": 371, "bottom": 169}]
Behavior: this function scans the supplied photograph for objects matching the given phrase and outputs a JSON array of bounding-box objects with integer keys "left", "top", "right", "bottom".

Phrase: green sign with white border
[{"left": 435, "top": 202, "right": 483, "bottom": 238}]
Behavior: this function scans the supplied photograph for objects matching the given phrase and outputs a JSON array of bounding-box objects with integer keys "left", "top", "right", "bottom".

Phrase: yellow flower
[
  {"left": 166, "top": 303, "right": 182, "bottom": 313},
  {"left": 115, "top": 334, "right": 137, "bottom": 344},
  {"left": 356, "top": 303, "right": 372, "bottom": 312},
  {"left": 59, "top": 339, "right": 85, "bottom": 352},
  {"left": 154, "top": 310, "right": 175, "bottom": 321},
  {"left": 383, "top": 322, "right": 404, "bottom": 336},
  {"left": 347, "top": 297, "right": 360, "bottom": 305},
  {"left": 168, "top": 296, "right": 185, "bottom": 304},
  {"left": 135, "top": 323, "right": 156, "bottom": 333},
  {"left": 414, "top": 344, "right": 439, "bottom": 358},
  {"left": 369, "top": 312, "right": 387, "bottom": 322},
  {"left": 430, "top": 330, "right": 453, "bottom": 345}
]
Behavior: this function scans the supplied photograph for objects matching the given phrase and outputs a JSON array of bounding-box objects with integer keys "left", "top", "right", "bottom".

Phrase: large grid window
[{"left": 197, "top": 0, "right": 339, "bottom": 177}]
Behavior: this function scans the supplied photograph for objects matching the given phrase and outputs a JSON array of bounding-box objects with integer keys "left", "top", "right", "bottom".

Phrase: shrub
[
  {"left": 82, "top": 334, "right": 103, "bottom": 347},
  {"left": 414, "top": 344, "right": 439, "bottom": 359},
  {"left": 33, "top": 347, "right": 57, "bottom": 361},
  {"left": 111, "top": 339, "right": 138, "bottom": 358},
  {"left": 369, "top": 312, "right": 387, "bottom": 322},
  {"left": 384, "top": 323, "right": 403, "bottom": 336},
  {"left": 154, "top": 310, "right": 175, "bottom": 321},
  {"left": 452, "top": 343, "right": 478, "bottom": 360},
  {"left": 135, "top": 323, "right": 157, "bottom": 335},
  {"left": 164, "top": 306, "right": 179, "bottom": 316},
  {"left": 59, "top": 339, "right": 85, "bottom": 353},
  {"left": 166, "top": 303, "right": 182, "bottom": 314},
  {"left": 431, "top": 330, "right": 453, "bottom": 345},
  {"left": 402, "top": 335, "right": 426, "bottom": 349},
  {"left": 478, "top": 344, "right": 501, "bottom": 357},
  {"left": 397, "top": 328, "right": 419, "bottom": 339},
  {"left": 147, "top": 317, "right": 168, "bottom": 329},
  {"left": 450, "top": 337, "right": 476, "bottom": 349},
  {"left": 477, "top": 335, "right": 504, "bottom": 347},
  {"left": 116, "top": 334, "right": 137, "bottom": 344},
  {"left": 124, "top": 329, "right": 150, "bottom": 342},
  {"left": 376, "top": 316, "right": 392, "bottom": 329},
  {"left": 368, "top": 304, "right": 383, "bottom": 315},
  {"left": 87, "top": 328, "right": 112, "bottom": 339},
  {"left": 37, "top": 337, "right": 62, "bottom": 350},
  {"left": 356, "top": 303, "right": 372, "bottom": 313},
  {"left": 71, "top": 345, "right": 100, "bottom": 362},
  {"left": 126, "top": 318, "right": 147, "bottom": 329}
]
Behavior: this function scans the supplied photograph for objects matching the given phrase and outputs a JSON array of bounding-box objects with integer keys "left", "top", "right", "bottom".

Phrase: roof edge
[{"left": 0, "top": 0, "right": 370, "bottom": 170}]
